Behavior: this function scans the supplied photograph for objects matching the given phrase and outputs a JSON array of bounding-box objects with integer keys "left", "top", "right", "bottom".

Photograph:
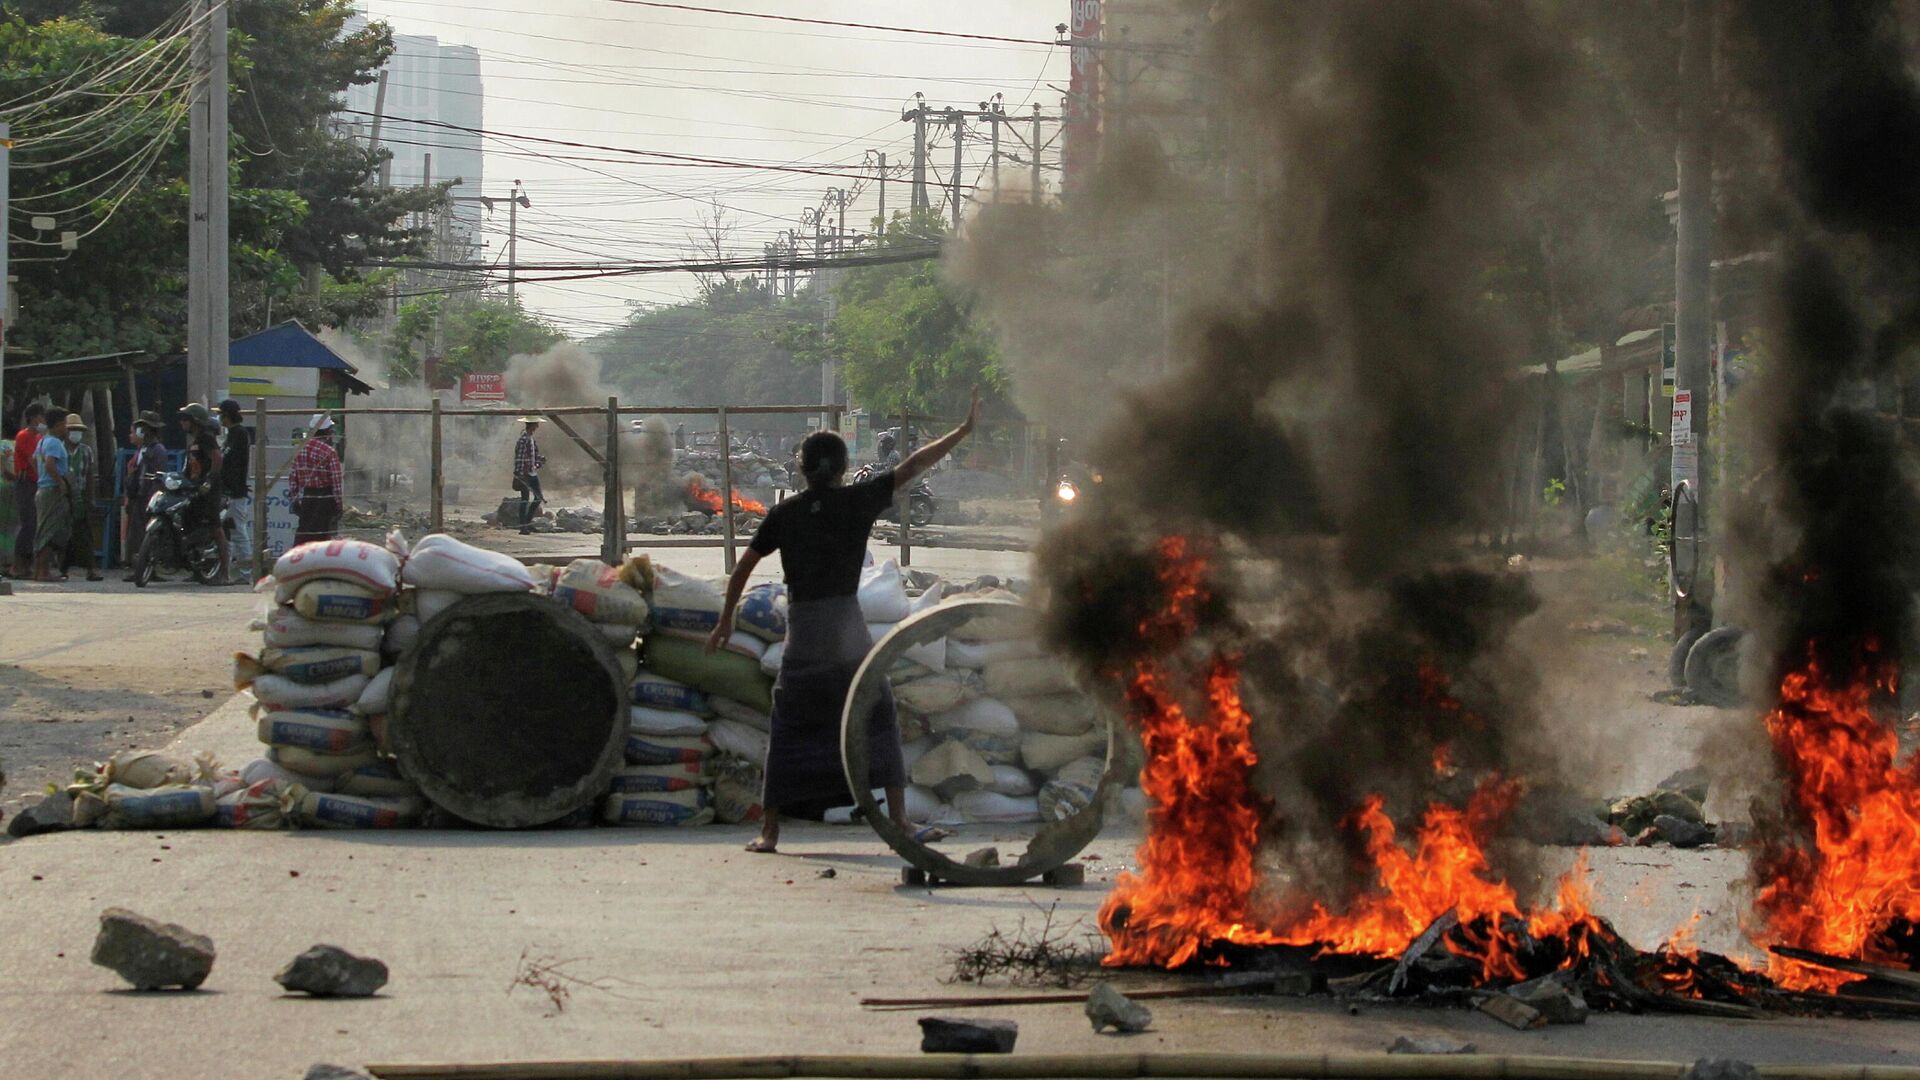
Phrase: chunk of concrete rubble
[
  {"left": 1388, "top": 1036, "right": 1477, "bottom": 1054},
  {"left": 1476, "top": 992, "right": 1547, "bottom": 1030},
  {"left": 1658, "top": 765, "right": 1711, "bottom": 803},
  {"left": 1085, "top": 982, "right": 1153, "bottom": 1033},
  {"left": 1650, "top": 813, "right": 1713, "bottom": 848},
  {"left": 276, "top": 944, "right": 389, "bottom": 997},
  {"left": 305, "top": 1067, "right": 373, "bottom": 1080},
  {"left": 91, "top": 908, "right": 215, "bottom": 990},
  {"left": 7, "top": 791, "right": 74, "bottom": 837},
  {"left": 1507, "top": 975, "right": 1589, "bottom": 1024},
  {"left": 918, "top": 1016, "right": 1018, "bottom": 1054},
  {"left": 963, "top": 847, "right": 1001, "bottom": 869},
  {"left": 1684, "top": 1060, "right": 1761, "bottom": 1080}
]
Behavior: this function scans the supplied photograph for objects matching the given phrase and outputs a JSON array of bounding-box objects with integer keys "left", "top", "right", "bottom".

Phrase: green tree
[{"left": 588, "top": 277, "right": 826, "bottom": 405}]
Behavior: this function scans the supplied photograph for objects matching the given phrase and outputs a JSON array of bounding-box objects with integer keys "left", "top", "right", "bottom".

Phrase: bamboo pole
[
  {"left": 252, "top": 398, "right": 268, "bottom": 577},
  {"left": 863, "top": 985, "right": 1277, "bottom": 1010},
  {"left": 546, "top": 414, "right": 606, "bottom": 466},
  {"left": 719, "top": 405, "right": 736, "bottom": 573},
  {"left": 603, "top": 395, "right": 621, "bottom": 565},
  {"left": 253, "top": 405, "right": 839, "bottom": 419},
  {"left": 430, "top": 396, "right": 444, "bottom": 533},
  {"left": 363, "top": 1052, "right": 1920, "bottom": 1080}
]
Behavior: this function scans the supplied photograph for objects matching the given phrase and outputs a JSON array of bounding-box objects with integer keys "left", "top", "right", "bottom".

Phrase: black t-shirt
[
  {"left": 749, "top": 471, "right": 896, "bottom": 603},
  {"left": 186, "top": 430, "right": 219, "bottom": 487},
  {"left": 221, "top": 424, "right": 251, "bottom": 498}
]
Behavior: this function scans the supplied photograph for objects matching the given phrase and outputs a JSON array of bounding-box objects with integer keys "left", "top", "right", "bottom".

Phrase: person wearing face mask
[
  {"left": 121, "top": 413, "right": 167, "bottom": 581},
  {"left": 31, "top": 408, "right": 72, "bottom": 582},
  {"left": 8, "top": 402, "right": 45, "bottom": 578},
  {"left": 60, "top": 418, "right": 102, "bottom": 582}
]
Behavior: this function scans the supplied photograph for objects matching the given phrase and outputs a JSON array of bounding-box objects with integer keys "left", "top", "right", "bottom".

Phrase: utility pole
[
  {"left": 0, "top": 122, "right": 10, "bottom": 428},
  {"left": 948, "top": 108, "right": 965, "bottom": 228},
  {"left": 453, "top": 184, "right": 530, "bottom": 310},
  {"left": 1031, "top": 104, "right": 1043, "bottom": 204},
  {"left": 873, "top": 151, "right": 887, "bottom": 234},
  {"left": 1671, "top": 0, "right": 1715, "bottom": 633},
  {"left": 908, "top": 96, "right": 930, "bottom": 214},
  {"left": 187, "top": 0, "right": 229, "bottom": 405}
]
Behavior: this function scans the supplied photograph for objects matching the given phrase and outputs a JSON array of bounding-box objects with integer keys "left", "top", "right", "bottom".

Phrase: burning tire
[{"left": 1684, "top": 626, "right": 1747, "bottom": 707}]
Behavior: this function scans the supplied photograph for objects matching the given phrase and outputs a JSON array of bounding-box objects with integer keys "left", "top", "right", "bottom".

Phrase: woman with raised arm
[{"left": 708, "top": 391, "right": 982, "bottom": 853}]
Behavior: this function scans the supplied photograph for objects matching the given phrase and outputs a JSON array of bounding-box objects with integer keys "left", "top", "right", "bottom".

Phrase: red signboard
[
  {"left": 461, "top": 372, "right": 506, "bottom": 402},
  {"left": 1065, "top": 0, "right": 1102, "bottom": 192}
]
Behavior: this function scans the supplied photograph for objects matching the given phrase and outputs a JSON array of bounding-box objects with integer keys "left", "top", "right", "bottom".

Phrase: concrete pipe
[
  {"left": 390, "top": 591, "right": 630, "bottom": 828},
  {"left": 840, "top": 596, "right": 1121, "bottom": 886}
]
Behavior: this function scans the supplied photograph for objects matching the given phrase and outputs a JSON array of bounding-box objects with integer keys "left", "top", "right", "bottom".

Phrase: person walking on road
[
  {"left": 122, "top": 412, "right": 167, "bottom": 581},
  {"left": 707, "top": 390, "right": 982, "bottom": 854},
  {"left": 61, "top": 418, "right": 102, "bottom": 581},
  {"left": 31, "top": 408, "right": 72, "bottom": 582},
  {"left": 218, "top": 399, "right": 253, "bottom": 582},
  {"left": 513, "top": 416, "right": 546, "bottom": 533},
  {"left": 289, "top": 413, "right": 343, "bottom": 546},
  {"left": 8, "top": 401, "right": 45, "bottom": 578}
]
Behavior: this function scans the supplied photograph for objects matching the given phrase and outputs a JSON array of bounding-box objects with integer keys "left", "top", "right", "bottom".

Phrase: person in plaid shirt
[
  {"left": 513, "top": 416, "right": 545, "bottom": 533},
  {"left": 289, "top": 413, "right": 344, "bottom": 545}
]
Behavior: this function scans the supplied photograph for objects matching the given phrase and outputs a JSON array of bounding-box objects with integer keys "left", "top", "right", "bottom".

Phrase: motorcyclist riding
[{"left": 875, "top": 430, "right": 901, "bottom": 469}]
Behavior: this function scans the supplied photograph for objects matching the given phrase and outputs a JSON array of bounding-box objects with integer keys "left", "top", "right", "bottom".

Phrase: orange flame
[
  {"left": 683, "top": 475, "right": 768, "bottom": 516},
  {"left": 1754, "top": 648, "right": 1920, "bottom": 991}
]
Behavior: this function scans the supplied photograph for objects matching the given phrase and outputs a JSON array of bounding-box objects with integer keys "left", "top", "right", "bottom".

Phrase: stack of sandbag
[
  {"left": 610, "top": 672, "right": 715, "bottom": 826},
  {"left": 534, "top": 556, "right": 650, "bottom": 687},
  {"left": 65, "top": 749, "right": 240, "bottom": 829}
]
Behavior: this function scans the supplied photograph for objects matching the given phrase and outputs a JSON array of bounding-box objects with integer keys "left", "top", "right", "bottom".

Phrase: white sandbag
[
  {"left": 335, "top": 760, "right": 419, "bottom": 799},
  {"left": 735, "top": 582, "right": 788, "bottom": 642},
  {"left": 984, "top": 656, "right": 1077, "bottom": 699},
  {"left": 551, "top": 558, "right": 651, "bottom": 625},
  {"left": 656, "top": 627, "right": 765, "bottom": 660},
  {"left": 989, "top": 764, "right": 1039, "bottom": 798},
  {"left": 868, "top": 622, "right": 945, "bottom": 673},
  {"left": 631, "top": 672, "right": 710, "bottom": 714},
  {"left": 649, "top": 563, "right": 725, "bottom": 634},
  {"left": 712, "top": 757, "right": 765, "bottom": 824},
  {"left": 400, "top": 533, "right": 537, "bottom": 593},
  {"left": 1106, "top": 785, "right": 1151, "bottom": 827},
  {"left": 264, "top": 608, "right": 387, "bottom": 651},
  {"left": 623, "top": 731, "right": 713, "bottom": 768},
  {"left": 248, "top": 671, "right": 370, "bottom": 711},
  {"left": 946, "top": 636, "right": 1046, "bottom": 670},
  {"left": 100, "top": 784, "right": 218, "bottom": 829},
  {"left": 383, "top": 614, "right": 421, "bottom": 654},
  {"left": 760, "top": 641, "right": 785, "bottom": 678},
  {"left": 273, "top": 538, "right": 401, "bottom": 596},
  {"left": 630, "top": 705, "right": 710, "bottom": 737},
  {"left": 98, "top": 749, "right": 199, "bottom": 790},
  {"left": 931, "top": 698, "right": 1021, "bottom": 765},
  {"left": 899, "top": 784, "right": 949, "bottom": 824},
  {"left": 1006, "top": 693, "right": 1098, "bottom": 736},
  {"left": 952, "top": 604, "right": 1038, "bottom": 644},
  {"left": 708, "top": 717, "right": 770, "bottom": 769},
  {"left": 909, "top": 738, "right": 994, "bottom": 799},
  {"left": 256, "top": 708, "right": 371, "bottom": 755},
  {"left": 216, "top": 778, "right": 298, "bottom": 829},
  {"left": 1021, "top": 729, "right": 1107, "bottom": 773},
  {"left": 352, "top": 667, "right": 395, "bottom": 718},
  {"left": 269, "top": 744, "right": 381, "bottom": 779},
  {"left": 414, "top": 588, "right": 463, "bottom": 624},
  {"left": 900, "top": 735, "right": 937, "bottom": 771},
  {"left": 951, "top": 790, "right": 1042, "bottom": 824},
  {"left": 894, "top": 670, "right": 979, "bottom": 714},
  {"left": 234, "top": 646, "right": 380, "bottom": 686},
  {"left": 857, "top": 559, "right": 911, "bottom": 623},
  {"left": 1038, "top": 756, "right": 1106, "bottom": 821},
  {"left": 710, "top": 696, "right": 772, "bottom": 732},
  {"left": 610, "top": 761, "right": 708, "bottom": 793},
  {"left": 292, "top": 579, "right": 399, "bottom": 624},
  {"left": 295, "top": 790, "right": 425, "bottom": 829},
  {"left": 239, "top": 756, "right": 332, "bottom": 793},
  {"left": 602, "top": 788, "right": 713, "bottom": 826}
]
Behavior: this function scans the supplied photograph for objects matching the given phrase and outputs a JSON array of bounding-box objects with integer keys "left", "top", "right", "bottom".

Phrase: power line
[{"left": 598, "top": 1, "right": 1057, "bottom": 47}]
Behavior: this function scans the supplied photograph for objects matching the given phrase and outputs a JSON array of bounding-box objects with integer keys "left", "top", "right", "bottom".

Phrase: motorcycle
[
  {"left": 131, "top": 470, "right": 225, "bottom": 587},
  {"left": 851, "top": 462, "right": 937, "bottom": 527}
]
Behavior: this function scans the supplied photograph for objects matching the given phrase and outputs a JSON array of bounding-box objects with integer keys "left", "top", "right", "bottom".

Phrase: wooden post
[
  {"left": 718, "top": 406, "right": 737, "bottom": 573},
  {"left": 603, "top": 395, "right": 622, "bottom": 564},
  {"left": 429, "top": 395, "right": 444, "bottom": 532},
  {"left": 252, "top": 397, "right": 268, "bottom": 576},
  {"left": 897, "top": 418, "right": 912, "bottom": 567},
  {"left": 124, "top": 363, "right": 140, "bottom": 422}
]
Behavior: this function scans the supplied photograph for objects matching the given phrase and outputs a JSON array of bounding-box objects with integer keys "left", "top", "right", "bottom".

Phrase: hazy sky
[{"left": 352, "top": 0, "right": 1072, "bottom": 338}]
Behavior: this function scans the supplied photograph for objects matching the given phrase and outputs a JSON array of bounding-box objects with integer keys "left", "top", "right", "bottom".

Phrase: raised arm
[
  {"left": 705, "top": 547, "right": 764, "bottom": 654},
  {"left": 894, "top": 389, "right": 982, "bottom": 492}
]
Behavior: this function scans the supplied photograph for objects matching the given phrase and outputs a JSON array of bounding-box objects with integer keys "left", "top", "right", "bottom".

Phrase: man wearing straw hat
[
  {"left": 289, "top": 413, "right": 343, "bottom": 545},
  {"left": 512, "top": 415, "right": 546, "bottom": 533},
  {"left": 61, "top": 415, "right": 102, "bottom": 581}
]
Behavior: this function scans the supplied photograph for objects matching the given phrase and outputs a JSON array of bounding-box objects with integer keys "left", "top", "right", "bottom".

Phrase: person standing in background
[
  {"left": 218, "top": 399, "right": 253, "bottom": 582},
  {"left": 31, "top": 408, "right": 71, "bottom": 582},
  {"left": 8, "top": 401, "right": 45, "bottom": 578},
  {"left": 121, "top": 412, "right": 167, "bottom": 580},
  {"left": 178, "top": 403, "right": 227, "bottom": 582},
  {"left": 288, "top": 413, "right": 343, "bottom": 545},
  {"left": 513, "top": 416, "right": 546, "bottom": 534},
  {"left": 61, "top": 417, "right": 102, "bottom": 582}
]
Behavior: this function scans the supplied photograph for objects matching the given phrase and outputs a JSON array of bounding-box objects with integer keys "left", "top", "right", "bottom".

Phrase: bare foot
[{"left": 746, "top": 835, "right": 778, "bottom": 854}]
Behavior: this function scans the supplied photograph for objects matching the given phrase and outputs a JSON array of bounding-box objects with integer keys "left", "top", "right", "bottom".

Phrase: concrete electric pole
[
  {"left": 187, "top": 0, "right": 230, "bottom": 404},
  {"left": 1671, "top": 0, "right": 1715, "bottom": 631}
]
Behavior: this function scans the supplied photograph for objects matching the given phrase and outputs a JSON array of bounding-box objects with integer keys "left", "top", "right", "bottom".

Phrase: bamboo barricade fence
[
  {"left": 363, "top": 1054, "right": 1920, "bottom": 1080},
  {"left": 247, "top": 400, "right": 841, "bottom": 577}
]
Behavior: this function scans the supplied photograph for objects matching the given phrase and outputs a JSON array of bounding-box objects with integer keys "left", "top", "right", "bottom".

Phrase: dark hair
[
  {"left": 218, "top": 398, "right": 241, "bottom": 418},
  {"left": 44, "top": 408, "right": 68, "bottom": 428},
  {"left": 799, "top": 431, "right": 848, "bottom": 490},
  {"left": 24, "top": 402, "right": 45, "bottom": 421}
]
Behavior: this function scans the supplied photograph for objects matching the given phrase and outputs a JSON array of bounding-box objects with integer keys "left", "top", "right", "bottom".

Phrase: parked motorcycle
[
  {"left": 131, "top": 471, "right": 225, "bottom": 587},
  {"left": 851, "top": 463, "right": 937, "bottom": 527}
]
